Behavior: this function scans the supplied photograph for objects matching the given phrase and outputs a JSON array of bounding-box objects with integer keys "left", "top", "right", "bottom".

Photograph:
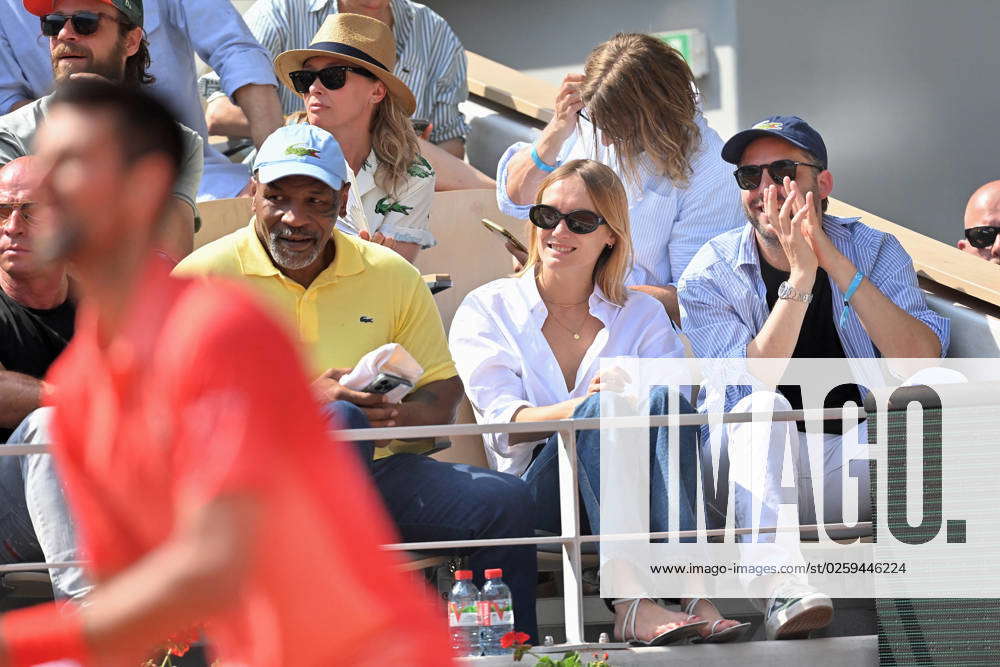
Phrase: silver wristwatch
[{"left": 777, "top": 280, "right": 813, "bottom": 304}]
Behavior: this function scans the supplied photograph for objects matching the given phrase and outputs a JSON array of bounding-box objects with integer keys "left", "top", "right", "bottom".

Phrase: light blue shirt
[
  {"left": 496, "top": 113, "right": 745, "bottom": 287},
  {"left": 677, "top": 215, "right": 951, "bottom": 410},
  {"left": 0, "top": 0, "right": 278, "bottom": 200}
]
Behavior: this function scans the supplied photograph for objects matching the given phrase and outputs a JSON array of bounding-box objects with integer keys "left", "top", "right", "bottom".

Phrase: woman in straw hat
[{"left": 275, "top": 13, "right": 435, "bottom": 263}]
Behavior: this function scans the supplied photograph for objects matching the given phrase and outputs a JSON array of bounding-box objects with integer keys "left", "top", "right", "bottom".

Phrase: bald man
[
  {"left": 958, "top": 181, "right": 1000, "bottom": 265},
  {"left": 0, "top": 156, "right": 89, "bottom": 601}
]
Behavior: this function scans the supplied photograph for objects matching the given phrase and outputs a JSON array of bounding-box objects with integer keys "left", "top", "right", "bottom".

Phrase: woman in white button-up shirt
[{"left": 450, "top": 159, "right": 747, "bottom": 646}]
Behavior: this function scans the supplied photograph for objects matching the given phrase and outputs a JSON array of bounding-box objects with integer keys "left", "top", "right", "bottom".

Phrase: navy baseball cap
[
  {"left": 253, "top": 124, "right": 347, "bottom": 191},
  {"left": 721, "top": 115, "right": 828, "bottom": 168}
]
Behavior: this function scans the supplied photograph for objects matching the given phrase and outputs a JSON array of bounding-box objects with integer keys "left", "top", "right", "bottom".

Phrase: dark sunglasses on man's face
[
  {"left": 964, "top": 226, "right": 1000, "bottom": 249},
  {"left": 733, "top": 159, "right": 824, "bottom": 190},
  {"left": 41, "top": 12, "right": 124, "bottom": 37},
  {"left": 529, "top": 204, "right": 606, "bottom": 235},
  {"left": 288, "top": 65, "right": 377, "bottom": 94}
]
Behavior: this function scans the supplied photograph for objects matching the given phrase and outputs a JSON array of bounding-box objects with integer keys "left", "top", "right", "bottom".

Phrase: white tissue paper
[{"left": 339, "top": 343, "right": 424, "bottom": 403}]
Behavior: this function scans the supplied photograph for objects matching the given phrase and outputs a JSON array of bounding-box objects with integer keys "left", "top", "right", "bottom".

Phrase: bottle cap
[
  {"left": 454, "top": 569, "right": 473, "bottom": 580},
  {"left": 485, "top": 568, "right": 503, "bottom": 579}
]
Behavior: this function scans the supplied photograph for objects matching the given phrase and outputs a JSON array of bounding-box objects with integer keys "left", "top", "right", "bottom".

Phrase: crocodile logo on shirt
[
  {"left": 285, "top": 143, "right": 320, "bottom": 158},
  {"left": 406, "top": 156, "right": 434, "bottom": 179},
  {"left": 360, "top": 316, "right": 374, "bottom": 324},
  {"left": 375, "top": 197, "right": 413, "bottom": 215}
]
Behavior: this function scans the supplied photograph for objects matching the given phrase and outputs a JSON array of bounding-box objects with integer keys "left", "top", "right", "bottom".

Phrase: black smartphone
[{"left": 362, "top": 372, "right": 414, "bottom": 394}]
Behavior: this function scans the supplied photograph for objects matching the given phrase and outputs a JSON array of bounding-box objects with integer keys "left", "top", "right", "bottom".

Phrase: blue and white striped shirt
[
  {"left": 677, "top": 215, "right": 950, "bottom": 409},
  {"left": 201, "top": 0, "right": 469, "bottom": 145},
  {"left": 496, "top": 113, "right": 745, "bottom": 287}
]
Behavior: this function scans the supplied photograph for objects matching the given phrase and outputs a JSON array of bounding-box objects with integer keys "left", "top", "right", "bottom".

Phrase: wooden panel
[
  {"left": 828, "top": 198, "right": 1000, "bottom": 308},
  {"left": 195, "top": 197, "right": 251, "bottom": 249},
  {"left": 416, "top": 187, "right": 528, "bottom": 331},
  {"left": 466, "top": 51, "right": 557, "bottom": 124}
]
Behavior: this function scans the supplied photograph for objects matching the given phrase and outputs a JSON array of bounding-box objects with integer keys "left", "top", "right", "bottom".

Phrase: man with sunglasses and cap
[
  {"left": 676, "top": 115, "right": 949, "bottom": 639},
  {"left": 0, "top": 0, "right": 284, "bottom": 201},
  {"left": 0, "top": 0, "right": 205, "bottom": 261},
  {"left": 958, "top": 180, "right": 1000, "bottom": 264},
  {"left": 175, "top": 123, "right": 540, "bottom": 643}
]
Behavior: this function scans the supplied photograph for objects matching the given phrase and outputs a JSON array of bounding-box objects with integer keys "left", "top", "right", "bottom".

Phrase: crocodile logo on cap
[
  {"left": 753, "top": 121, "right": 783, "bottom": 130},
  {"left": 285, "top": 144, "right": 320, "bottom": 158}
]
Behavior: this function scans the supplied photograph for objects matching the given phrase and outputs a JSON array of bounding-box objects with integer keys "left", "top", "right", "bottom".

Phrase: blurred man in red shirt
[{"left": 0, "top": 79, "right": 453, "bottom": 667}]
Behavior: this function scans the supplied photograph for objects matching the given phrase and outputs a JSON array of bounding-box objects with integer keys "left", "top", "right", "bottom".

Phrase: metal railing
[{"left": 0, "top": 405, "right": 870, "bottom": 644}]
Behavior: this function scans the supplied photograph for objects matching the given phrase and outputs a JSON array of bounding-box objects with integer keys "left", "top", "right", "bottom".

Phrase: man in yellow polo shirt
[{"left": 174, "top": 124, "right": 538, "bottom": 641}]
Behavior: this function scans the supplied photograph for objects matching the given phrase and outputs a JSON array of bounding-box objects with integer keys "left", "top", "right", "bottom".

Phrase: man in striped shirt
[
  {"left": 202, "top": 0, "right": 469, "bottom": 158},
  {"left": 677, "top": 115, "right": 949, "bottom": 640}
]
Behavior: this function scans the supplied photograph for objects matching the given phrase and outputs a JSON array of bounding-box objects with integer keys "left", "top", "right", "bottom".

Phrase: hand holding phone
[
  {"left": 362, "top": 372, "right": 414, "bottom": 395},
  {"left": 481, "top": 218, "right": 528, "bottom": 255}
]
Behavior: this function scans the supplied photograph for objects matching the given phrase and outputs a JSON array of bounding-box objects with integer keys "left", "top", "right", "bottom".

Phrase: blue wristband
[
  {"left": 838, "top": 271, "right": 864, "bottom": 327},
  {"left": 530, "top": 145, "right": 558, "bottom": 173}
]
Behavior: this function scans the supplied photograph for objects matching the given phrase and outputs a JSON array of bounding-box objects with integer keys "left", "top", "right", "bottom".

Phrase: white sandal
[
  {"left": 612, "top": 598, "right": 708, "bottom": 646},
  {"left": 683, "top": 598, "right": 753, "bottom": 644}
]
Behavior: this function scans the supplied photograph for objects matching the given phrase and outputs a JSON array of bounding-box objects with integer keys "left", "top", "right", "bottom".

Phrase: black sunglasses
[
  {"left": 529, "top": 204, "right": 606, "bottom": 235},
  {"left": 733, "top": 159, "right": 824, "bottom": 190},
  {"left": 288, "top": 65, "right": 377, "bottom": 94},
  {"left": 964, "top": 226, "right": 1000, "bottom": 249},
  {"left": 41, "top": 12, "right": 126, "bottom": 37}
]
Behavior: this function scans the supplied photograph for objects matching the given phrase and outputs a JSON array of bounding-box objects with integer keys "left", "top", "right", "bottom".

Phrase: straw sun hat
[{"left": 274, "top": 13, "right": 416, "bottom": 116}]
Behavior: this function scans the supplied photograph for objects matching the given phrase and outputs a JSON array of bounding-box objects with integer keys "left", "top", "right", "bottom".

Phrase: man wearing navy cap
[{"left": 677, "top": 116, "right": 949, "bottom": 639}]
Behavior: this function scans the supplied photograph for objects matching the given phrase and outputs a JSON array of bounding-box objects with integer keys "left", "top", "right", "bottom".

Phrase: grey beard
[{"left": 266, "top": 224, "right": 322, "bottom": 270}]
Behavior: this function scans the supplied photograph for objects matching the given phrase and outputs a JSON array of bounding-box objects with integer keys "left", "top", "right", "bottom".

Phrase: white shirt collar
[{"left": 513, "top": 267, "right": 621, "bottom": 328}]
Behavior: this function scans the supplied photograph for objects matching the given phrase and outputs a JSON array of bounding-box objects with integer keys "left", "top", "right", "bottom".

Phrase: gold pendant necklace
[{"left": 545, "top": 307, "right": 589, "bottom": 340}]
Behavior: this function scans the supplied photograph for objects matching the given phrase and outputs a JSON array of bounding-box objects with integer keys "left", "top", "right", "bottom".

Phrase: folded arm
[{"left": 0, "top": 370, "right": 43, "bottom": 430}]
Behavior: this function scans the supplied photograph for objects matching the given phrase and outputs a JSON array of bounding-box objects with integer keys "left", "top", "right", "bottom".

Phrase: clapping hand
[{"left": 764, "top": 179, "right": 817, "bottom": 277}]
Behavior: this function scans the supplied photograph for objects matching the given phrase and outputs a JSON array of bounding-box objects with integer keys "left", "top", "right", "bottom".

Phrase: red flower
[{"left": 500, "top": 630, "right": 531, "bottom": 649}]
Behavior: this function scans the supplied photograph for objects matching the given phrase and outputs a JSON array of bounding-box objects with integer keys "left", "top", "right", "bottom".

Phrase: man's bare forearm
[
  {"left": 0, "top": 370, "right": 43, "bottom": 429},
  {"left": 205, "top": 94, "right": 252, "bottom": 140},
  {"left": 825, "top": 254, "right": 941, "bottom": 358},
  {"left": 397, "top": 376, "right": 463, "bottom": 428},
  {"left": 231, "top": 84, "right": 283, "bottom": 149},
  {"left": 435, "top": 137, "right": 465, "bottom": 159},
  {"left": 83, "top": 494, "right": 259, "bottom": 664}
]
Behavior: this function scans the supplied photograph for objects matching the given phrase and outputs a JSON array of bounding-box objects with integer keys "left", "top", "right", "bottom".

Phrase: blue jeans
[
  {"left": 521, "top": 388, "right": 699, "bottom": 540},
  {"left": 323, "top": 401, "right": 539, "bottom": 642},
  {"left": 0, "top": 408, "right": 90, "bottom": 600}
]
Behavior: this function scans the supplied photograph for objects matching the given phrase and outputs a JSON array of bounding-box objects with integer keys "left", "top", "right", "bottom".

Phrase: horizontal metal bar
[
  {"left": 1, "top": 520, "right": 873, "bottom": 573},
  {"left": 0, "top": 561, "right": 86, "bottom": 573},
  {"left": 0, "top": 444, "right": 48, "bottom": 455},
  {"left": 0, "top": 406, "right": 864, "bottom": 451},
  {"left": 381, "top": 521, "right": 873, "bottom": 551},
  {"left": 339, "top": 406, "right": 864, "bottom": 441}
]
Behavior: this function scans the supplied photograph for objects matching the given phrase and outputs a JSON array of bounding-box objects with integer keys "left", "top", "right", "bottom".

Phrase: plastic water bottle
[
  {"left": 448, "top": 570, "right": 481, "bottom": 656},
  {"left": 478, "top": 568, "right": 515, "bottom": 655}
]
